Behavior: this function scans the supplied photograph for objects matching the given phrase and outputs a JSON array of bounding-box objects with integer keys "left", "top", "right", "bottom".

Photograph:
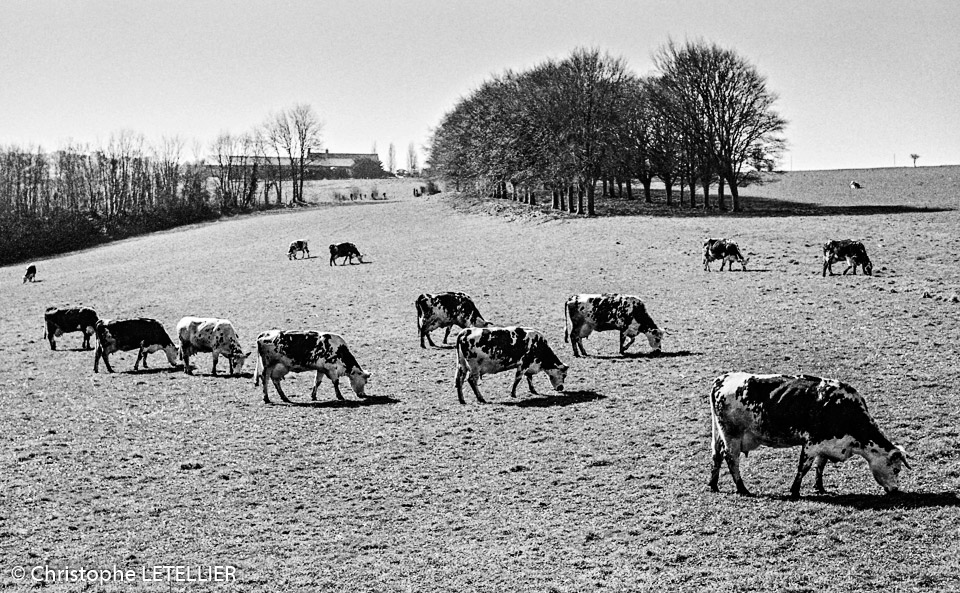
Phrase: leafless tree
[
  {"left": 407, "top": 142, "right": 419, "bottom": 174},
  {"left": 387, "top": 142, "right": 396, "bottom": 173},
  {"left": 910, "top": 153, "right": 920, "bottom": 167}
]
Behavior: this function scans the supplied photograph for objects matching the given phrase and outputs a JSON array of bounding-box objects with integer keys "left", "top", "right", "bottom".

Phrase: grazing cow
[
  {"left": 288, "top": 240, "right": 309, "bottom": 260},
  {"left": 94, "top": 318, "right": 179, "bottom": 373},
  {"left": 176, "top": 316, "right": 250, "bottom": 376},
  {"left": 823, "top": 239, "right": 873, "bottom": 277},
  {"left": 23, "top": 264, "right": 36, "bottom": 283},
  {"left": 254, "top": 330, "right": 370, "bottom": 403},
  {"left": 455, "top": 326, "right": 568, "bottom": 404},
  {"left": 329, "top": 242, "right": 364, "bottom": 266},
  {"left": 702, "top": 238, "right": 749, "bottom": 271},
  {"left": 415, "top": 292, "right": 491, "bottom": 348},
  {"left": 564, "top": 294, "right": 663, "bottom": 357},
  {"left": 850, "top": 181, "right": 862, "bottom": 189},
  {"left": 43, "top": 306, "right": 99, "bottom": 350},
  {"left": 709, "top": 372, "right": 909, "bottom": 498}
]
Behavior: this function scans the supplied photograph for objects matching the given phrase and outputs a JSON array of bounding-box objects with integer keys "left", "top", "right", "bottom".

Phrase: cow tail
[
  {"left": 414, "top": 297, "right": 423, "bottom": 334},
  {"left": 563, "top": 300, "right": 570, "bottom": 343},
  {"left": 253, "top": 344, "right": 263, "bottom": 386}
]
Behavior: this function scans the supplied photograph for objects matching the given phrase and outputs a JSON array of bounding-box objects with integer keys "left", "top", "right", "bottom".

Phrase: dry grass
[{"left": 2, "top": 167, "right": 959, "bottom": 591}]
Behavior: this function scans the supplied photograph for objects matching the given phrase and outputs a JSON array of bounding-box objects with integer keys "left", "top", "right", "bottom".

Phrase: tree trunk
[
  {"left": 552, "top": 188, "right": 560, "bottom": 210},
  {"left": 664, "top": 176, "right": 673, "bottom": 206},
  {"left": 717, "top": 176, "right": 726, "bottom": 211},
  {"left": 601, "top": 178, "right": 608, "bottom": 197},
  {"left": 626, "top": 179, "right": 633, "bottom": 200},
  {"left": 568, "top": 185, "right": 576, "bottom": 213},
  {"left": 587, "top": 182, "right": 596, "bottom": 216},
  {"left": 701, "top": 176, "right": 711, "bottom": 209},
  {"left": 728, "top": 174, "right": 741, "bottom": 212},
  {"left": 642, "top": 179, "right": 652, "bottom": 203},
  {"left": 528, "top": 188, "right": 536, "bottom": 206},
  {"left": 576, "top": 184, "right": 584, "bottom": 215},
  {"left": 617, "top": 178, "right": 623, "bottom": 198}
]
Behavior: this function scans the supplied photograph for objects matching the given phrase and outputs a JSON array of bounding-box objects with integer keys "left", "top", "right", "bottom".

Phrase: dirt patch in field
[{"left": 2, "top": 169, "right": 959, "bottom": 591}]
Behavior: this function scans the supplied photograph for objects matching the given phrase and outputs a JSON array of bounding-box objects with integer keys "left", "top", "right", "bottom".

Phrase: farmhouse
[{"left": 209, "top": 149, "right": 387, "bottom": 180}]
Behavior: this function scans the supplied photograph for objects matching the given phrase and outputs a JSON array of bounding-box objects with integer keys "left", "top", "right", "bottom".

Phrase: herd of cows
[{"left": 26, "top": 233, "right": 907, "bottom": 499}]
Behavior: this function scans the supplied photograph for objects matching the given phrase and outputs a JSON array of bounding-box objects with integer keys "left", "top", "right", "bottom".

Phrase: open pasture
[{"left": 2, "top": 167, "right": 959, "bottom": 591}]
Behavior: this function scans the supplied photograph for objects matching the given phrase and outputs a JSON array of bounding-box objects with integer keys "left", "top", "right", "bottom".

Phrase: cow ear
[
  {"left": 363, "top": 371, "right": 371, "bottom": 379},
  {"left": 891, "top": 448, "right": 911, "bottom": 469}
]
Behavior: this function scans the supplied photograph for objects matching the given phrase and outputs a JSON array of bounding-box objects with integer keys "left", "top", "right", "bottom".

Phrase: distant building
[{"left": 208, "top": 148, "right": 387, "bottom": 179}]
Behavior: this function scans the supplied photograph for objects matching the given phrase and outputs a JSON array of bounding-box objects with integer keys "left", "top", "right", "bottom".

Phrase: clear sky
[{"left": 1, "top": 0, "right": 958, "bottom": 171}]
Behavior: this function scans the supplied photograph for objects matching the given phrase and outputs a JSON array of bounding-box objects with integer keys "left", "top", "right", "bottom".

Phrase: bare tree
[
  {"left": 387, "top": 142, "right": 396, "bottom": 173},
  {"left": 407, "top": 142, "right": 419, "bottom": 174},
  {"left": 910, "top": 153, "right": 920, "bottom": 167}
]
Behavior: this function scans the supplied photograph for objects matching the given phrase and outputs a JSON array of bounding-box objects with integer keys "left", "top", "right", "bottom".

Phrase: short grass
[{"left": 2, "top": 167, "right": 959, "bottom": 591}]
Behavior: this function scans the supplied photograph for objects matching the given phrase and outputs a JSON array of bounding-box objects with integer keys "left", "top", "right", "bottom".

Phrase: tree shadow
[
  {"left": 274, "top": 395, "right": 400, "bottom": 409},
  {"left": 499, "top": 390, "right": 606, "bottom": 408},
  {"left": 784, "top": 491, "right": 960, "bottom": 510},
  {"left": 593, "top": 350, "right": 700, "bottom": 360}
]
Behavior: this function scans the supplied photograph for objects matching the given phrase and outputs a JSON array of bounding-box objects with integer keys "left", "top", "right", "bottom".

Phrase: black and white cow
[
  {"left": 288, "top": 240, "right": 309, "bottom": 260},
  {"left": 709, "top": 372, "right": 909, "bottom": 498},
  {"left": 850, "top": 181, "right": 862, "bottom": 189},
  {"left": 93, "top": 318, "right": 179, "bottom": 373},
  {"left": 43, "top": 306, "right": 100, "bottom": 350},
  {"left": 702, "top": 238, "right": 749, "bottom": 271},
  {"left": 823, "top": 239, "right": 873, "bottom": 277},
  {"left": 415, "top": 292, "right": 491, "bottom": 348},
  {"left": 455, "top": 326, "right": 568, "bottom": 404},
  {"left": 564, "top": 294, "right": 663, "bottom": 357},
  {"left": 176, "top": 317, "right": 250, "bottom": 375},
  {"left": 254, "top": 330, "right": 371, "bottom": 403},
  {"left": 329, "top": 242, "right": 364, "bottom": 266},
  {"left": 23, "top": 264, "right": 36, "bottom": 283}
]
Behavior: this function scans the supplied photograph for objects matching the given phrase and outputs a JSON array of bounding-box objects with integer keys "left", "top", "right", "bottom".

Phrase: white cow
[{"left": 176, "top": 317, "right": 250, "bottom": 375}]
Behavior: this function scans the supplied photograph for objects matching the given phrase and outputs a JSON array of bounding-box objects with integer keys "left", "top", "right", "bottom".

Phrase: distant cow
[
  {"left": 94, "top": 318, "right": 179, "bottom": 373},
  {"left": 329, "top": 242, "right": 364, "bottom": 266},
  {"left": 44, "top": 306, "right": 99, "bottom": 350},
  {"left": 254, "top": 330, "right": 371, "bottom": 403},
  {"left": 455, "top": 326, "right": 568, "bottom": 404},
  {"left": 416, "top": 292, "right": 491, "bottom": 348},
  {"left": 702, "top": 238, "right": 749, "bottom": 271},
  {"left": 176, "top": 317, "right": 250, "bottom": 375},
  {"left": 288, "top": 240, "right": 309, "bottom": 260},
  {"left": 850, "top": 181, "right": 862, "bottom": 189},
  {"left": 709, "top": 372, "right": 909, "bottom": 498},
  {"left": 23, "top": 264, "right": 36, "bottom": 283},
  {"left": 564, "top": 294, "right": 663, "bottom": 357},
  {"left": 823, "top": 239, "right": 873, "bottom": 277}
]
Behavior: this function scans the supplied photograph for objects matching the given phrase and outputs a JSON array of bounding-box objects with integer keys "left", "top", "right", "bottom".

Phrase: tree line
[
  {"left": 0, "top": 103, "right": 386, "bottom": 265},
  {"left": 427, "top": 40, "right": 786, "bottom": 214}
]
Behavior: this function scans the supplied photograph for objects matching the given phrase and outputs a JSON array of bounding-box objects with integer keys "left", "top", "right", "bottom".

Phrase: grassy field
[{"left": 2, "top": 167, "right": 959, "bottom": 591}]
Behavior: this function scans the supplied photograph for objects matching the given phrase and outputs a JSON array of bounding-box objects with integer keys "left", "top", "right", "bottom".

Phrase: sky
[{"left": 1, "top": 0, "right": 958, "bottom": 171}]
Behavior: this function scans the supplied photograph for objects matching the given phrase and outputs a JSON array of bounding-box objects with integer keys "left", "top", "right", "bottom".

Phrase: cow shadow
[
  {"left": 119, "top": 366, "right": 183, "bottom": 375},
  {"left": 187, "top": 371, "right": 255, "bottom": 380},
  {"left": 780, "top": 491, "right": 960, "bottom": 509},
  {"left": 277, "top": 395, "right": 400, "bottom": 409},
  {"left": 499, "top": 390, "right": 605, "bottom": 408},
  {"left": 594, "top": 350, "right": 700, "bottom": 360}
]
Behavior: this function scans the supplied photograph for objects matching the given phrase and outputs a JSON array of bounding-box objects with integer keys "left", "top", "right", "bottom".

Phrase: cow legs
[
  {"left": 442, "top": 326, "right": 453, "bottom": 344},
  {"left": 271, "top": 377, "right": 292, "bottom": 403},
  {"left": 571, "top": 336, "right": 588, "bottom": 358},
  {"left": 619, "top": 332, "right": 635, "bottom": 354},
  {"left": 82, "top": 330, "right": 92, "bottom": 350},
  {"left": 790, "top": 445, "right": 817, "bottom": 499},
  {"left": 455, "top": 366, "right": 467, "bottom": 404},
  {"left": 814, "top": 456, "right": 830, "bottom": 494},
  {"left": 823, "top": 261, "right": 833, "bottom": 277},
  {"left": 134, "top": 345, "right": 146, "bottom": 371},
  {"left": 311, "top": 371, "right": 325, "bottom": 400},
  {"left": 709, "top": 428, "right": 725, "bottom": 492},
  {"left": 720, "top": 259, "right": 727, "bottom": 271},
  {"left": 510, "top": 369, "right": 524, "bottom": 398},
  {"left": 422, "top": 328, "right": 438, "bottom": 348},
  {"left": 211, "top": 352, "right": 219, "bottom": 375},
  {"left": 331, "top": 378, "right": 346, "bottom": 401},
  {"left": 466, "top": 373, "right": 486, "bottom": 404},
  {"left": 181, "top": 342, "right": 193, "bottom": 374},
  {"left": 722, "top": 440, "right": 752, "bottom": 496},
  {"left": 526, "top": 374, "right": 539, "bottom": 395}
]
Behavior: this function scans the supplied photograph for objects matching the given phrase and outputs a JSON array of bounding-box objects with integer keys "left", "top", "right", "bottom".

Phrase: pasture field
[{"left": 2, "top": 167, "right": 959, "bottom": 592}]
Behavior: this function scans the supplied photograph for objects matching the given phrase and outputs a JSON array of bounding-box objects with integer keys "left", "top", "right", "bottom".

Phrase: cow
[
  {"left": 23, "top": 264, "right": 36, "bottom": 283},
  {"left": 822, "top": 239, "right": 873, "bottom": 277},
  {"left": 708, "top": 372, "right": 909, "bottom": 498},
  {"left": 93, "top": 318, "right": 179, "bottom": 373},
  {"left": 455, "top": 326, "right": 568, "bottom": 404},
  {"left": 176, "top": 317, "right": 250, "bottom": 376},
  {"left": 702, "top": 238, "right": 749, "bottom": 271},
  {"left": 415, "top": 292, "right": 491, "bottom": 348},
  {"left": 564, "top": 294, "right": 663, "bottom": 357},
  {"left": 329, "top": 242, "right": 364, "bottom": 266},
  {"left": 254, "top": 330, "right": 370, "bottom": 403},
  {"left": 43, "top": 306, "right": 99, "bottom": 350},
  {"left": 288, "top": 240, "right": 309, "bottom": 260},
  {"left": 850, "top": 181, "right": 862, "bottom": 189}
]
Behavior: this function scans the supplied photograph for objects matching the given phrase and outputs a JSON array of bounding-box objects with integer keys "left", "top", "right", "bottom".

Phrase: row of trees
[{"left": 427, "top": 40, "right": 786, "bottom": 213}]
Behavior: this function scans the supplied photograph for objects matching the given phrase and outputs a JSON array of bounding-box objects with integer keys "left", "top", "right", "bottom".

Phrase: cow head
[
  {"left": 545, "top": 364, "right": 568, "bottom": 392},
  {"left": 162, "top": 344, "right": 180, "bottom": 367},
  {"left": 231, "top": 350, "right": 252, "bottom": 373},
  {"left": 348, "top": 367, "right": 372, "bottom": 397},
  {"left": 863, "top": 260, "right": 874, "bottom": 276},
  {"left": 867, "top": 445, "right": 909, "bottom": 494},
  {"left": 646, "top": 328, "right": 664, "bottom": 352}
]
